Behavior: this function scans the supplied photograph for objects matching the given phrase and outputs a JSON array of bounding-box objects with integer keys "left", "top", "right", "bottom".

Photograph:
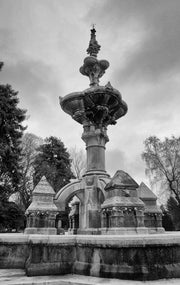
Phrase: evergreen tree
[
  {"left": 167, "top": 196, "right": 180, "bottom": 230},
  {"left": 0, "top": 62, "right": 3, "bottom": 71},
  {"left": 0, "top": 64, "right": 26, "bottom": 201},
  {"left": 160, "top": 204, "right": 175, "bottom": 231},
  {"left": 33, "top": 136, "right": 74, "bottom": 192},
  {"left": 0, "top": 201, "right": 25, "bottom": 232}
]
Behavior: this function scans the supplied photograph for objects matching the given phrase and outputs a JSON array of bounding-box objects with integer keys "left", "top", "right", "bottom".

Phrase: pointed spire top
[
  {"left": 137, "top": 182, "right": 157, "bottom": 200},
  {"left": 86, "top": 25, "right": 101, "bottom": 57},
  {"left": 33, "top": 176, "right": 55, "bottom": 195},
  {"left": 105, "top": 170, "right": 139, "bottom": 191}
]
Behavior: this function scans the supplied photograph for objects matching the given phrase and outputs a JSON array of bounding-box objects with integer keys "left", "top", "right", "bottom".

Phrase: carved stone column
[
  {"left": 82, "top": 123, "right": 109, "bottom": 176},
  {"left": 68, "top": 201, "right": 79, "bottom": 235}
]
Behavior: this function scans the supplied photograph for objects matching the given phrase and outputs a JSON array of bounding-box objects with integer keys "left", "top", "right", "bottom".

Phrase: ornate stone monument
[
  {"left": 25, "top": 176, "right": 58, "bottom": 235},
  {"left": 55, "top": 27, "right": 163, "bottom": 234}
]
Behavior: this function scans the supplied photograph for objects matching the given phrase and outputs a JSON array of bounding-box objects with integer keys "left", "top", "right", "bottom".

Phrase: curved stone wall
[{"left": 1, "top": 233, "right": 180, "bottom": 280}]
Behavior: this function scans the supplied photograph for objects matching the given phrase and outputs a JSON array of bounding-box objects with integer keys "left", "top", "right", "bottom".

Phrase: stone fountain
[{"left": 55, "top": 27, "right": 163, "bottom": 235}]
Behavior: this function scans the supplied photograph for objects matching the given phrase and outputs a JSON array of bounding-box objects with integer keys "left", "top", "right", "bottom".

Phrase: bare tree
[
  {"left": 69, "top": 146, "right": 86, "bottom": 179},
  {"left": 18, "top": 133, "right": 43, "bottom": 209},
  {"left": 142, "top": 136, "right": 180, "bottom": 204}
]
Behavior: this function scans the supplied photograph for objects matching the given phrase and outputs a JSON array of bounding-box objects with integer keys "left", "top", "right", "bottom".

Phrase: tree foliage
[
  {"left": 167, "top": 196, "right": 180, "bottom": 230},
  {"left": 142, "top": 136, "right": 180, "bottom": 204},
  {"left": 0, "top": 64, "right": 26, "bottom": 201},
  {"left": 33, "top": 136, "right": 74, "bottom": 192},
  {"left": 0, "top": 201, "right": 25, "bottom": 232},
  {"left": 160, "top": 204, "right": 175, "bottom": 231}
]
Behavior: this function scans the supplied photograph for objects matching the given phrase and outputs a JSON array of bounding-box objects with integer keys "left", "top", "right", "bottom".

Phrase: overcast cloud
[{"left": 0, "top": 0, "right": 180, "bottom": 188}]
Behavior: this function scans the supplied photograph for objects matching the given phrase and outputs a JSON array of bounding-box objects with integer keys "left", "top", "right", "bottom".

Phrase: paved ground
[{"left": 0, "top": 270, "right": 180, "bottom": 285}]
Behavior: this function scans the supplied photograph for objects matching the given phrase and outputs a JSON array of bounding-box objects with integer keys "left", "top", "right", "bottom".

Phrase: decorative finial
[
  {"left": 79, "top": 27, "right": 109, "bottom": 86},
  {"left": 86, "top": 25, "right": 101, "bottom": 57}
]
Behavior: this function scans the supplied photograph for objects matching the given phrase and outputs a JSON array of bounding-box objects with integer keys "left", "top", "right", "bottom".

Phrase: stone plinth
[
  {"left": 101, "top": 170, "right": 148, "bottom": 234},
  {"left": 24, "top": 176, "right": 58, "bottom": 235}
]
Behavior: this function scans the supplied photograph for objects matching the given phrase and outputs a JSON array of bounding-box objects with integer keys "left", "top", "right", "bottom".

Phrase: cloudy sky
[{"left": 0, "top": 0, "right": 180, "bottom": 187}]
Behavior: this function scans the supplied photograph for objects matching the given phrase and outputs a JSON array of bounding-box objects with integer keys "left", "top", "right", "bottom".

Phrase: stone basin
[
  {"left": 60, "top": 85, "right": 128, "bottom": 126},
  {"left": 1, "top": 233, "right": 180, "bottom": 281}
]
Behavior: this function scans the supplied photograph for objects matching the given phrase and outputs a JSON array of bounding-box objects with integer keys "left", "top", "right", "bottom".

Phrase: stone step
[
  {"left": 0, "top": 270, "right": 121, "bottom": 285},
  {"left": 0, "top": 269, "right": 180, "bottom": 285}
]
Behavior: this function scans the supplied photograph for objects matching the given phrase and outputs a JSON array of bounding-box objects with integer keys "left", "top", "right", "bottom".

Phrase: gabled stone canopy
[
  {"left": 26, "top": 176, "right": 58, "bottom": 212},
  {"left": 105, "top": 170, "right": 139, "bottom": 191},
  {"left": 137, "top": 182, "right": 157, "bottom": 200},
  {"left": 137, "top": 182, "right": 162, "bottom": 214},
  {"left": 33, "top": 176, "right": 55, "bottom": 195}
]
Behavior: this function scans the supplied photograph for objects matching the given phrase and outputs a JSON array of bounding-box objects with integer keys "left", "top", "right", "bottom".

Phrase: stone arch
[
  {"left": 65, "top": 189, "right": 85, "bottom": 230},
  {"left": 64, "top": 189, "right": 85, "bottom": 208},
  {"left": 54, "top": 180, "right": 85, "bottom": 232},
  {"left": 54, "top": 176, "right": 109, "bottom": 211},
  {"left": 54, "top": 180, "right": 85, "bottom": 211},
  {"left": 54, "top": 175, "right": 110, "bottom": 232}
]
